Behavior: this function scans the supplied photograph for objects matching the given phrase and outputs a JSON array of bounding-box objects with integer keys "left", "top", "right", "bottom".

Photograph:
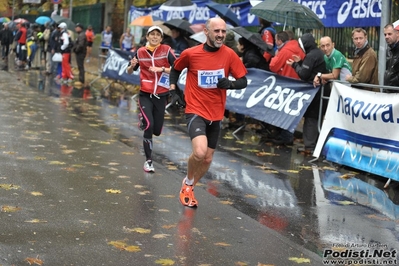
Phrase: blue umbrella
[
  {"left": 35, "top": 16, "right": 51, "bottom": 25},
  {"left": 206, "top": 2, "right": 240, "bottom": 27}
]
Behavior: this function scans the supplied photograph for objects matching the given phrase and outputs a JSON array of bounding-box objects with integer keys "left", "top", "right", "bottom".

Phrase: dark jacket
[
  {"left": 49, "top": 29, "right": 60, "bottom": 53},
  {"left": 292, "top": 33, "right": 327, "bottom": 118},
  {"left": 384, "top": 42, "right": 399, "bottom": 88},
  {"left": 172, "top": 35, "right": 189, "bottom": 57},
  {"left": 242, "top": 46, "right": 269, "bottom": 71},
  {"left": 0, "top": 28, "right": 14, "bottom": 46},
  {"left": 73, "top": 31, "right": 87, "bottom": 55}
]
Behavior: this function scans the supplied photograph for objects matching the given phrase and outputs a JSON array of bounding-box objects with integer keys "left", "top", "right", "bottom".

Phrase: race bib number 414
[{"left": 198, "top": 69, "right": 225, "bottom": 89}]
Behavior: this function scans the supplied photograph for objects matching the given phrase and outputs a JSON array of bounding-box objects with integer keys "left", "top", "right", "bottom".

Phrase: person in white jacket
[{"left": 58, "top": 22, "right": 73, "bottom": 83}]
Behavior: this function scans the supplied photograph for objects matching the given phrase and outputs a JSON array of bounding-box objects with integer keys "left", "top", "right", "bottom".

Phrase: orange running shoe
[{"left": 179, "top": 178, "right": 198, "bottom": 207}]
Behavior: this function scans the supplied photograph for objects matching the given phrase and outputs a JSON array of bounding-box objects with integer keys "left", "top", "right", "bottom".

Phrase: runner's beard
[{"left": 211, "top": 37, "right": 224, "bottom": 48}]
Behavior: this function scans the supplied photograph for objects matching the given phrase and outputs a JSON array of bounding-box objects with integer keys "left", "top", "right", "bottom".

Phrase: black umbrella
[
  {"left": 164, "top": 19, "right": 195, "bottom": 36},
  {"left": 205, "top": 2, "right": 240, "bottom": 27},
  {"left": 51, "top": 14, "right": 76, "bottom": 31},
  {"left": 159, "top": 0, "right": 197, "bottom": 12},
  {"left": 231, "top": 26, "right": 274, "bottom": 56}
]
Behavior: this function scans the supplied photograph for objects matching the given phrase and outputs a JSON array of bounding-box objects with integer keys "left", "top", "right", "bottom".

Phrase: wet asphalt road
[{"left": 0, "top": 60, "right": 398, "bottom": 265}]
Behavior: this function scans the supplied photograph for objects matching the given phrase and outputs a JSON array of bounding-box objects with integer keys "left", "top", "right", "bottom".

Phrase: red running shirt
[{"left": 173, "top": 44, "right": 247, "bottom": 121}]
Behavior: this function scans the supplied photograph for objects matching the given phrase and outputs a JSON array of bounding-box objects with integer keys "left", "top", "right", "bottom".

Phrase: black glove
[
  {"left": 170, "top": 90, "right": 185, "bottom": 108},
  {"left": 217, "top": 78, "right": 232, "bottom": 89}
]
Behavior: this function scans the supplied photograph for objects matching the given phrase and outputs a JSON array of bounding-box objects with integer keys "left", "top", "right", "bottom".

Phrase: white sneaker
[{"left": 143, "top": 160, "right": 155, "bottom": 172}]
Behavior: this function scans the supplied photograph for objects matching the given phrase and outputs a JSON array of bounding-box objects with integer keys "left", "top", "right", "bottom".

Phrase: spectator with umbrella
[
  {"left": 170, "top": 27, "right": 189, "bottom": 57},
  {"left": 268, "top": 31, "right": 306, "bottom": 145}
]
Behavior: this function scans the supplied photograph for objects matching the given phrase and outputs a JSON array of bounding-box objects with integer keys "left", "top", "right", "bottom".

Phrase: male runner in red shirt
[{"left": 169, "top": 17, "right": 248, "bottom": 208}]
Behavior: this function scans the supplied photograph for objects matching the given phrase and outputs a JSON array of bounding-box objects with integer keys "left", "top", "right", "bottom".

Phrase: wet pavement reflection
[{"left": 7, "top": 60, "right": 399, "bottom": 257}]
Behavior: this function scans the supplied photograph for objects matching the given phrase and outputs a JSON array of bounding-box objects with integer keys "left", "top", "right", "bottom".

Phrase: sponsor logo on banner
[
  {"left": 293, "top": 0, "right": 382, "bottom": 27},
  {"left": 314, "top": 82, "right": 399, "bottom": 181},
  {"left": 297, "top": 0, "right": 327, "bottom": 19}
]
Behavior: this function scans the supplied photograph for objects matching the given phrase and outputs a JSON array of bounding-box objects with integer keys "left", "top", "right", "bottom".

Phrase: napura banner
[
  {"left": 314, "top": 82, "right": 399, "bottom": 181},
  {"left": 103, "top": 49, "right": 318, "bottom": 133}
]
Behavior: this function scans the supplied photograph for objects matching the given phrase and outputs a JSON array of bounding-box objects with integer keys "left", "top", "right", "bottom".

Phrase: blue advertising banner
[
  {"left": 288, "top": 0, "right": 381, "bottom": 28},
  {"left": 177, "top": 68, "right": 318, "bottom": 133},
  {"left": 130, "top": 0, "right": 382, "bottom": 29},
  {"left": 103, "top": 49, "right": 318, "bottom": 133},
  {"left": 102, "top": 49, "right": 140, "bottom": 85},
  {"left": 129, "top": 0, "right": 259, "bottom": 27}
]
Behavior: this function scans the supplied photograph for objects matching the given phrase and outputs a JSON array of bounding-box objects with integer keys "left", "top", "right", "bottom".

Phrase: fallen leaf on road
[
  {"left": 24, "top": 256, "right": 43, "bottom": 265},
  {"left": 153, "top": 233, "right": 171, "bottom": 239},
  {"left": 214, "top": 242, "right": 231, "bottom": 247},
  {"left": 288, "top": 257, "right": 311, "bottom": 263},
  {"left": 339, "top": 173, "right": 355, "bottom": 179},
  {"left": 62, "top": 149, "right": 76, "bottom": 154},
  {"left": 30, "top": 192, "right": 43, "bottom": 196},
  {"left": 245, "top": 194, "right": 257, "bottom": 199},
  {"left": 131, "top": 227, "right": 151, "bottom": 234},
  {"left": 335, "top": 200, "right": 355, "bottom": 205},
  {"left": 138, "top": 190, "right": 151, "bottom": 195},
  {"left": 107, "top": 240, "right": 141, "bottom": 252},
  {"left": 256, "top": 151, "right": 278, "bottom": 156},
  {"left": 155, "top": 258, "right": 175, "bottom": 265},
  {"left": 219, "top": 200, "right": 233, "bottom": 205},
  {"left": 167, "top": 165, "right": 178, "bottom": 170},
  {"left": 162, "top": 224, "right": 176, "bottom": 229},
  {"left": 287, "top": 170, "right": 299, "bottom": 173},
  {"left": 0, "top": 184, "right": 20, "bottom": 190},
  {"left": 1, "top": 205, "right": 21, "bottom": 212},
  {"left": 25, "top": 219, "right": 47, "bottom": 223},
  {"left": 160, "top": 195, "right": 175, "bottom": 198},
  {"left": 48, "top": 161, "right": 66, "bottom": 165},
  {"left": 106, "top": 189, "right": 121, "bottom": 194},
  {"left": 366, "top": 214, "right": 390, "bottom": 221}
]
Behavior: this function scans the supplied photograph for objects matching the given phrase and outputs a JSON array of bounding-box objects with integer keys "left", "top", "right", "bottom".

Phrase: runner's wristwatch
[{"left": 162, "top": 67, "right": 165, "bottom": 72}]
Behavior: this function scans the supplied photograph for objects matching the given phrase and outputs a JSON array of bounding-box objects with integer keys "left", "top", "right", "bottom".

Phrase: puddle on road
[{"left": 10, "top": 63, "right": 399, "bottom": 257}]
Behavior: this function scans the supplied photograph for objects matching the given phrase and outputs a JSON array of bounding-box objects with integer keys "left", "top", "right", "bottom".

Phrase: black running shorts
[{"left": 185, "top": 113, "right": 221, "bottom": 149}]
